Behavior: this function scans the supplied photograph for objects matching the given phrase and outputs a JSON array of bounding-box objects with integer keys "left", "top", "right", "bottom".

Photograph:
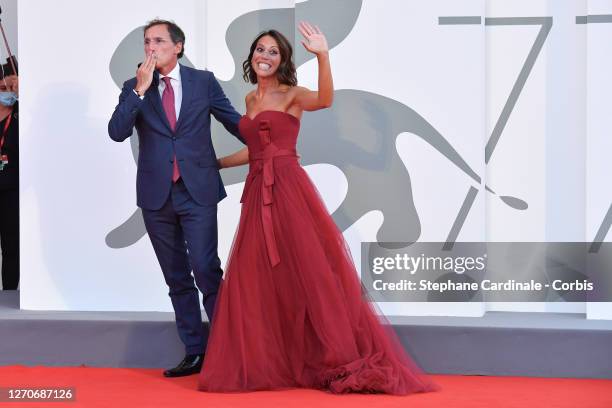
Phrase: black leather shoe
[{"left": 163, "top": 354, "right": 204, "bottom": 378}]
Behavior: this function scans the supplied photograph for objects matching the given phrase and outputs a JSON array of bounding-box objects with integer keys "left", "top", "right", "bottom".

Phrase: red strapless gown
[{"left": 198, "top": 111, "right": 437, "bottom": 394}]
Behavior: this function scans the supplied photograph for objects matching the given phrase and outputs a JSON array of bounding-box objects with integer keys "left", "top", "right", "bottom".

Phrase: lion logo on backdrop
[{"left": 105, "top": 1, "right": 610, "bottom": 255}]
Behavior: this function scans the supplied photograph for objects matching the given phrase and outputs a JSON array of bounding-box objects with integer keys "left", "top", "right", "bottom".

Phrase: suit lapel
[
  {"left": 147, "top": 70, "right": 173, "bottom": 134},
  {"left": 175, "top": 64, "right": 193, "bottom": 132}
]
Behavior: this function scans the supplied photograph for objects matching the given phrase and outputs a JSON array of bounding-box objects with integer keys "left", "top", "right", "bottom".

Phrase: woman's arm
[
  {"left": 293, "top": 22, "right": 334, "bottom": 111},
  {"left": 218, "top": 147, "right": 249, "bottom": 169}
]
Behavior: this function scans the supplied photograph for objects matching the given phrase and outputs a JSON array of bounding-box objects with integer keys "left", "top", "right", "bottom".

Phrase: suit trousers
[{"left": 142, "top": 178, "right": 223, "bottom": 355}]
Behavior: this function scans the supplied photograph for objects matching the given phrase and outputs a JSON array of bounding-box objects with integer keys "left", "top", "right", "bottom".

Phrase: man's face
[{"left": 144, "top": 24, "right": 181, "bottom": 72}]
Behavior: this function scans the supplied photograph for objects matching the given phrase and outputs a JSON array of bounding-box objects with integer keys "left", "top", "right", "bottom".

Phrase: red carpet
[{"left": 1, "top": 366, "right": 611, "bottom": 407}]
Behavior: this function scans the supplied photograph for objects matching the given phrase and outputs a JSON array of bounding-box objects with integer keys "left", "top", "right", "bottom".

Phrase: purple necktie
[{"left": 162, "top": 76, "right": 180, "bottom": 182}]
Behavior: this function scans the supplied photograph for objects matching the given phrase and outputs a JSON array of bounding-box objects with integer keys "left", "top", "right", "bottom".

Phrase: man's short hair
[{"left": 144, "top": 19, "right": 185, "bottom": 59}]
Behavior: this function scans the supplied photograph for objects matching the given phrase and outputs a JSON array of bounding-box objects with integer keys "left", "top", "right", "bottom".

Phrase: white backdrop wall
[
  {"left": 18, "top": 0, "right": 612, "bottom": 319},
  {"left": 485, "top": 0, "right": 587, "bottom": 314},
  {"left": 585, "top": 0, "right": 612, "bottom": 320}
]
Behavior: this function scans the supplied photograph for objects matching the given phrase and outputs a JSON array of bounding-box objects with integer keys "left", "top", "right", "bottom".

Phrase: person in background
[{"left": 0, "top": 72, "right": 19, "bottom": 290}]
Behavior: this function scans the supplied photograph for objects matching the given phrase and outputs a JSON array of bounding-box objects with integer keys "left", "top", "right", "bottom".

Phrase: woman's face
[{"left": 251, "top": 35, "right": 281, "bottom": 80}]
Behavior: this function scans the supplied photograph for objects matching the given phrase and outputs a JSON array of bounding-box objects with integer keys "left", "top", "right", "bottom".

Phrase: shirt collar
[{"left": 160, "top": 63, "right": 181, "bottom": 83}]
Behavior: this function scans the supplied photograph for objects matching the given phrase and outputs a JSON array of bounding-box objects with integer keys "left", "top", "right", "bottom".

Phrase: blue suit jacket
[{"left": 108, "top": 64, "right": 243, "bottom": 210}]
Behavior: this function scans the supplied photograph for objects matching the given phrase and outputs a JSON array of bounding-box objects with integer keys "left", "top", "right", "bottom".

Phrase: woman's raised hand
[{"left": 298, "top": 21, "right": 328, "bottom": 55}]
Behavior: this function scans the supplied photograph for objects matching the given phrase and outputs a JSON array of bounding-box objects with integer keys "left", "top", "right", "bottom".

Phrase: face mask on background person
[
  {"left": 0, "top": 62, "right": 19, "bottom": 106},
  {"left": 0, "top": 91, "right": 17, "bottom": 106}
]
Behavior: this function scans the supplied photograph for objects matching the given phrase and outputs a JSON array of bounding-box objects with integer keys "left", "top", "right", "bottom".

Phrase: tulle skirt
[{"left": 198, "top": 158, "right": 437, "bottom": 394}]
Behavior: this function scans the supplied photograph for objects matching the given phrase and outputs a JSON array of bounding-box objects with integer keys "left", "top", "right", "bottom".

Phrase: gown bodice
[
  {"left": 238, "top": 110, "right": 301, "bottom": 153},
  {"left": 237, "top": 110, "right": 302, "bottom": 267}
]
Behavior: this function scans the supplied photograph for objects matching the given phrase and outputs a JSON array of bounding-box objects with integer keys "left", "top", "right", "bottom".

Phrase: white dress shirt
[{"left": 158, "top": 63, "right": 182, "bottom": 120}]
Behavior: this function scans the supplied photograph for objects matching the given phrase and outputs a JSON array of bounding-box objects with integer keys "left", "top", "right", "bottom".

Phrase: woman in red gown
[{"left": 198, "top": 22, "right": 437, "bottom": 395}]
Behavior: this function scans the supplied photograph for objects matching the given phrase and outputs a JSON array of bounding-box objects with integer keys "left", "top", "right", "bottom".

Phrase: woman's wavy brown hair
[{"left": 243, "top": 30, "right": 297, "bottom": 86}]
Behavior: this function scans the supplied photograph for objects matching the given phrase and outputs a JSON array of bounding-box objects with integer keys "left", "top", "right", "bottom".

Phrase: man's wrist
[{"left": 133, "top": 88, "right": 145, "bottom": 98}]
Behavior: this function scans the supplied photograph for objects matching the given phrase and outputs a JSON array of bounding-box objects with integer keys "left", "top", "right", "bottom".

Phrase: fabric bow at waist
[{"left": 240, "top": 119, "right": 297, "bottom": 267}]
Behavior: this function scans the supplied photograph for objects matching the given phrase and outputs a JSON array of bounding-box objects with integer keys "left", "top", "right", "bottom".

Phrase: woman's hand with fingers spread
[{"left": 298, "top": 21, "right": 329, "bottom": 55}]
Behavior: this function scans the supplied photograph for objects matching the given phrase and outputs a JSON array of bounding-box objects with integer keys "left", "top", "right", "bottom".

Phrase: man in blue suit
[{"left": 108, "top": 19, "right": 243, "bottom": 377}]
